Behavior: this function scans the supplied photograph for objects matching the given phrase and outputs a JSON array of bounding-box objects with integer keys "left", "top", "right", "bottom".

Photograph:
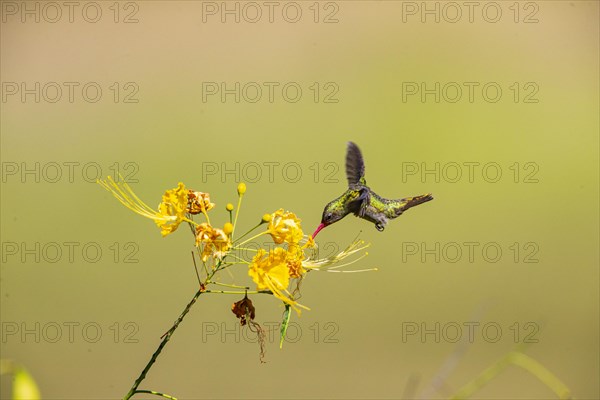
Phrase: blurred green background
[{"left": 1, "top": 1, "right": 598, "bottom": 398}]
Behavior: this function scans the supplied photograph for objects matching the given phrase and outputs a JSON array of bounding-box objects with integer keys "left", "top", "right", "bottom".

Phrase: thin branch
[
  {"left": 123, "top": 289, "right": 203, "bottom": 400},
  {"left": 132, "top": 389, "right": 178, "bottom": 400},
  {"left": 191, "top": 251, "right": 201, "bottom": 287}
]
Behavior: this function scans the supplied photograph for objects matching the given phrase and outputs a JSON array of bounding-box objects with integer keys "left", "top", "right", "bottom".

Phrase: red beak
[{"left": 312, "top": 223, "right": 326, "bottom": 238}]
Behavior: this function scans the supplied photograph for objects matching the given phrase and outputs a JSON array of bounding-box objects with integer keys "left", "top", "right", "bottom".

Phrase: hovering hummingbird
[{"left": 312, "top": 142, "right": 433, "bottom": 238}]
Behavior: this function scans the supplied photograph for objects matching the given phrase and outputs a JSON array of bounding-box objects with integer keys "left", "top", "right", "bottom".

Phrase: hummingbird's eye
[{"left": 326, "top": 212, "right": 333, "bottom": 221}]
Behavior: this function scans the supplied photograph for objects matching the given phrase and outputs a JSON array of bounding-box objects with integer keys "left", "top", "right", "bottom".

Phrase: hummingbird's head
[{"left": 312, "top": 201, "right": 346, "bottom": 238}]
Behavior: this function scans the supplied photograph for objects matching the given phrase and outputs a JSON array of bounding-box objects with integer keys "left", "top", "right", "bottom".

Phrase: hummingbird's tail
[{"left": 395, "top": 193, "right": 433, "bottom": 216}]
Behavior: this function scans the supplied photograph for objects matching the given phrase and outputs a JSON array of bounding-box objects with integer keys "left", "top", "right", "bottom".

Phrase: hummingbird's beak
[{"left": 312, "top": 223, "right": 326, "bottom": 238}]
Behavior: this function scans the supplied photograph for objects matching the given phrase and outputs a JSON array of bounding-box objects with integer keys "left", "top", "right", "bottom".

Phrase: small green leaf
[
  {"left": 13, "top": 367, "right": 41, "bottom": 400},
  {"left": 279, "top": 304, "right": 291, "bottom": 349}
]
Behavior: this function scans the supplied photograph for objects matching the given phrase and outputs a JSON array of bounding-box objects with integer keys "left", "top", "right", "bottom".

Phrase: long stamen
[{"left": 311, "top": 252, "right": 370, "bottom": 271}]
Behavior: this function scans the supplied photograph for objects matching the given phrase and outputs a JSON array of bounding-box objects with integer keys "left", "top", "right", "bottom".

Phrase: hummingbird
[{"left": 312, "top": 142, "right": 433, "bottom": 238}]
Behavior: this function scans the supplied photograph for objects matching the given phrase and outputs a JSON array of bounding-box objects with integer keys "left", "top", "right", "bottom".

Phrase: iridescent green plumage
[{"left": 314, "top": 142, "right": 433, "bottom": 236}]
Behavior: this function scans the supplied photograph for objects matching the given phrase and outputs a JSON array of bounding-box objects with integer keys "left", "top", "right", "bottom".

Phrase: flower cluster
[{"left": 97, "top": 177, "right": 372, "bottom": 331}]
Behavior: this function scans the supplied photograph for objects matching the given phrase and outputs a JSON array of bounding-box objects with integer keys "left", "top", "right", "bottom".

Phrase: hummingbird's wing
[
  {"left": 348, "top": 188, "right": 370, "bottom": 218},
  {"left": 346, "top": 142, "right": 370, "bottom": 217},
  {"left": 346, "top": 141, "right": 366, "bottom": 189}
]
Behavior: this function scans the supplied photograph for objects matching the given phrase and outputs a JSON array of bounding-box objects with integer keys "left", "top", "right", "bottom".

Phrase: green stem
[
  {"left": 205, "top": 289, "right": 272, "bottom": 295},
  {"left": 132, "top": 390, "right": 177, "bottom": 400},
  {"left": 231, "top": 194, "right": 243, "bottom": 239},
  {"left": 201, "top": 208, "right": 211, "bottom": 225},
  {"left": 208, "top": 281, "right": 250, "bottom": 289},
  {"left": 232, "top": 221, "right": 264, "bottom": 244},
  {"left": 236, "top": 230, "right": 268, "bottom": 247},
  {"left": 123, "top": 289, "right": 203, "bottom": 400},
  {"left": 221, "top": 253, "right": 250, "bottom": 265}
]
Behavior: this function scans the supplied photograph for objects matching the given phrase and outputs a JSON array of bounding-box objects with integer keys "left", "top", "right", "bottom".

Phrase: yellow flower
[
  {"left": 304, "top": 235, "right": 316, "bottom": 249},
  {"left": 98, "top": 177, "right": 190, "bottom": 237},
  {"left": 248, "top": 248, "right": 308, "bottom": 312},
  {"left": 286, "top": 238, "right": 314, "bottom": 278},
  {"left": 157, "top": 183, "right": 190, "bottom": 236},
  {"left": 286, "top": 249, "right": 306, "bottom": 278},
  {"left": 267, "top": 209, "right": 303, "bottom": 244},
  {"left": 187, "top": 191, "right": 215, "bottom": 215},
  {"left": 195, "top": 223, "right": 232, "bottom": 262}
]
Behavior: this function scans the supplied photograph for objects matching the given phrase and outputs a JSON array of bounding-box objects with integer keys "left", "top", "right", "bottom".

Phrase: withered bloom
[
  {"left": 231, "top": 295, "right": 266, "bottom": 363},
  {"left": 187, "top": 190, "right": 215, "bottom": 215},
  {"left": 231, "top": 295, "right": 256, "bottom": 326},
  {"left": 195, "top": 223, "right": 231, "bottom": 262}
]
